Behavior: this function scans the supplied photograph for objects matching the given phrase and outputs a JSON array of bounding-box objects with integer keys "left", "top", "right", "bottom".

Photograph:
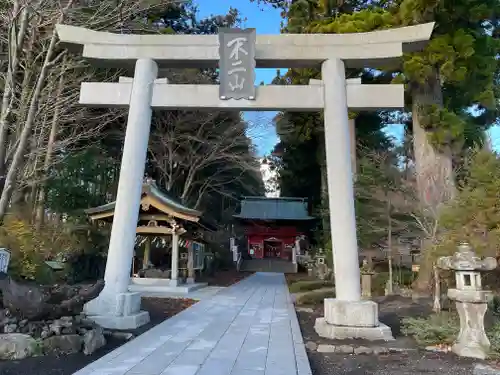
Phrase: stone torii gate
[{"left": 56, "top": 23, "right": 434, "bottom": 337}]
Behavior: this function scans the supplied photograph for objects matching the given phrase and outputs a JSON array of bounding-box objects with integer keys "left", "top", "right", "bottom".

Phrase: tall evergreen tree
[
  {"left": 264, "top": 1, "right": 394, "bottom": 246},
  {"left": 256, "top": 0, "right": 500, "bottom": 289}
]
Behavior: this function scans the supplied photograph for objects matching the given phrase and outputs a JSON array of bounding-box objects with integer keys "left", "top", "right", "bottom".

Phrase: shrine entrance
[
  {"left": 264, "top": 238, "right": 283, "bottom": 259},
  {"left": 234, "top": 196, "right": 315, "bottom": 267},
  {"left": 56, "top": 21, "right": 434, "bottom": 340}
]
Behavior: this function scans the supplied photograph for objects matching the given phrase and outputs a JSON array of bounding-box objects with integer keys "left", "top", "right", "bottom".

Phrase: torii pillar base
[
  {"left": 84, "top": 291, "right": 150, "bottom": 330},
  {"left": 314, "top": 299, "right": 394, "bottom": 341}
]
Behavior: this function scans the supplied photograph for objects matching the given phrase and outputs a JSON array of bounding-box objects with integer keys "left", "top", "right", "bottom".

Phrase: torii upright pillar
[
  {"left": 314, "top": 59, "right": 393, "bottom": 340},
  {"left": 83, "top": 59, "right": 157, "bottom": 329}
]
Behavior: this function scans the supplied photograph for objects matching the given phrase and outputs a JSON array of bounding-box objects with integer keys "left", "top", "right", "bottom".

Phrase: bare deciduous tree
[
  {"left": 149, "top": 110, "right": 262, "bottom": 209},
  {"left": 0, "top": 0, "right": 183, "bottom": 223},
  {"left": 406, "top": 165, "right": 459, "bottom": 294}
]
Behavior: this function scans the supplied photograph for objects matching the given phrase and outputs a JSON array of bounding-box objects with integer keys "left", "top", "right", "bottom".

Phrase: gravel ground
[
  {"left": 0, "top": 297, "right": 196, "bottom": 375},
  {"left": 297, "top": 295, "right": 481, "bottom": 375},
  {"left": 306, "top": 350, "right": 477, "bottom": 375}
]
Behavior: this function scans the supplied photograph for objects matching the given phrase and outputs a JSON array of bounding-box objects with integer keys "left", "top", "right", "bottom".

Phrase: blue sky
[
  {"left": 196, "top": 0, "right": 499, "bottom": 153},
  {"left": 197, "top": 0, "right": 281, "bottom": 156}
]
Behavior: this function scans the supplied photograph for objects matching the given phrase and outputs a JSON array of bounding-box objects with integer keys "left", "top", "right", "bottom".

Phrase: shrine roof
[
  {"left": 85, "top": 180, "right": 202, "bottom": 222},
  {"left": 234, "top": 196, "right": 315, "bottom": 221}
]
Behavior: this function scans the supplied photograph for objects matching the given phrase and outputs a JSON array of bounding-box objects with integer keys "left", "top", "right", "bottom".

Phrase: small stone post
[
  {"left": 360, "top": 259, "right": 375, "bottom": 299},
  {"left": 437, "top": 243, "right": 497, "bottom": 359},
  {"left": 293, "top": 236, "right": 299, "bottom": 265},
  {"left": 307, "top": 261, "right": 314, "bottom": 277},
  {"left": 187, "top": 242, "right": 195, "bottom": 284}
]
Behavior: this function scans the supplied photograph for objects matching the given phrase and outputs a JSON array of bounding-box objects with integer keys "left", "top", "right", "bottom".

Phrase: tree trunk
[
  {"left": 411, "top": 70, "right": 455, "bottom": 293},
  {"left": 181, "top": 165, "right": 198, "bottom": 204},
  {"left": 349, "top": 118, "right": 357, "bottom": 178},
  {"left": 318, "top": 139, "right": 330, "bottom": 242},
  {"left": 413, "top": 240, "right": 435, "bottom": 296},
  {"left": 0, "top": 7, "right": 29, "bottom": 190},
  {"left": 14, "top": 24, "right": 38, "bottom": 144},
  {"left": 35, "top": 61, "right": 66, "bottom": 230},
  {"left": 0, "top": 27, "right": 63, "bottom": 223},
  {"left": 387, "top": 199, "right": 393, "bottom": 295},
  {"left": 412, "top": 72, "right": 455, "bottom": 204},
  {"left": 432, "top": 264, "right": 441, "bottom": 313}
]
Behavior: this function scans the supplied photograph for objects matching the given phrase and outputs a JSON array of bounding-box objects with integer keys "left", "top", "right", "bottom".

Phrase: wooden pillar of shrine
[{"left": 187, "top": 242, "right": 195, "bottom": 284}]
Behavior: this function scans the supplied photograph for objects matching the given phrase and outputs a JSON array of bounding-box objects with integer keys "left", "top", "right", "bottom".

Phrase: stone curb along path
[
  {"left": 72, "top": 272, "right": 313, "bottom": 375},
  {"left": 305, "top": 341, "right": 415, "bottom": 355}
]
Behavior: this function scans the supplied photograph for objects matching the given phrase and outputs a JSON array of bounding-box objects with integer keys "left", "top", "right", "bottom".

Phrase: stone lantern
[
  {"left": 437, "top": 243, "right": 497, "bottom": 359},
  {"left": 315, "top": 253, "right": 326, "bottom": 266},
  {"left": 360, "top": 259, "right": 375, "bottom": 299},
  {"left": 315, "top": 249, "right": 329, "bottom": 280}
]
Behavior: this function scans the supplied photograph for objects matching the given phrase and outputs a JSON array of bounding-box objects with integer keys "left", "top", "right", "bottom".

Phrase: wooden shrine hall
[
  {"left": 234, "top": 196, "right": 315, "bottom": 273},
  {"left": 85, "top": 179, "right": 215, "bottom": 294}
]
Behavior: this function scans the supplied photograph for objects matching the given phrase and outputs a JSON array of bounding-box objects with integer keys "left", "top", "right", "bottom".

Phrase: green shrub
[
  {"left": 31, "top": 339, "right": 44, "bottom": 357},
  {"left": 289, "top": 280, "right": 334, "bottom": 293},
  {"left": 401, "top": 312, "right": 460, "bottom": 346},
  {"left": 372, "top": 269, "right": 416, "bottom": 296},
  {"left": 488, "top": 321, "right": 500, "bottom": 357},
  {"left": 489, "top": 296, "right": 500, "bottom": 317},
  {"left": 0, "top": 213, "right": 104, "bottom": 284},
  {"left": 402, "top": 309, "right": 500, "bottom": 357},
  {"left": 65, "top": 253, "right": 106, "bottom": 283},
  {"left": 0, "top": 214, "right": 80, "bottom": 283}
]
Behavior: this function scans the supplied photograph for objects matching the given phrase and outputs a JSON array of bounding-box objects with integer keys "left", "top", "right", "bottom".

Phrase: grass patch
[
  {"left": 289, "top": 280, "right": 334, "bottom": 293},
  {"left": 401, "top": 312, "right": 460, "bottom": 346},
  {"left": 295, "top": 288, "right": 335, "bottom": 305},
  {"left": 488, "top": 322, "right": 500, "bottom": 358}
]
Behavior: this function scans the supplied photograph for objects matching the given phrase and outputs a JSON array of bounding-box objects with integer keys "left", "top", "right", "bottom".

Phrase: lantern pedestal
[{"left": 448, "top": 289, "right": 493, "bottom": 360}]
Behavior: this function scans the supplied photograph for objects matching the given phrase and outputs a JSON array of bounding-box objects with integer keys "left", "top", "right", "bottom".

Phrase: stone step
[{"left": 240, "top": 259, "right": 297, "bottom": 273}]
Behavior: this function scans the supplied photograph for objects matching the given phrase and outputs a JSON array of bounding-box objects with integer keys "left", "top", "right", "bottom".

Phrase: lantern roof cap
[{"left": 437, "top": 243, "right": 497, "bottom": 272}]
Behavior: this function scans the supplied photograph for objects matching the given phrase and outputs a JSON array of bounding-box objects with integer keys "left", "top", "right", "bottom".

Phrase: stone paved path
[
  {"left": 74, "top": 272, "right": 312, "bottom": 375},
  {"left": 137, "top": 286, "right": 225, "bottom": 300}
]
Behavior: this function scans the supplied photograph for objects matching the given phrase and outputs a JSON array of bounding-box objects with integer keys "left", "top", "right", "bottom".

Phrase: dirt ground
[
  {"left": 0, "top": 297, "right": 195, "bottom": 375},
  {"left": 296, "top": 295, "right": 482, "bottom": 375}
]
